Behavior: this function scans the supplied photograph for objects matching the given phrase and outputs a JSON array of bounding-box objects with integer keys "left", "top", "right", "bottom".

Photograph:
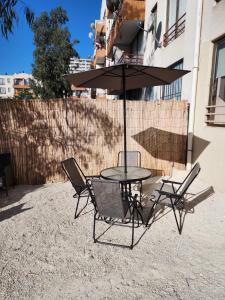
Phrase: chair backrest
[
  {"left": 177, "top": 163, "right": 201, "bottom": 197},
  {"left": 117, "top": 151, "right": 141, "bottom": 167},
  {"left": 61, "top": 157, "right": 86, "bottom": 194},
  {"left": 91, "top": 179, "right": 129, "bottom": 219}
]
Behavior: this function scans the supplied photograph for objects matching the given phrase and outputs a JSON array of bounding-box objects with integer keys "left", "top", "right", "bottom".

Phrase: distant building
[
  {"left": 69, "top": 58, "right": 92, "bottom": 98},
  {"left": 0, "top": 73, "right": 33, "bottom": 99}
]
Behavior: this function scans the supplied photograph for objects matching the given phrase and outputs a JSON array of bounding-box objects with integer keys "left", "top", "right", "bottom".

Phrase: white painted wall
[
  {"left": 192, "top": 0, "right": 225, "bottom": 192},
  {"left": 143, "top": 0, "right": 198, "bottom": 101}
]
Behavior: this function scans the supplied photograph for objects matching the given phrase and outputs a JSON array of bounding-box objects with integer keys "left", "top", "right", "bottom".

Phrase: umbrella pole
[{"left": 122, "top": 65, "right": 127, "bottom": 173}]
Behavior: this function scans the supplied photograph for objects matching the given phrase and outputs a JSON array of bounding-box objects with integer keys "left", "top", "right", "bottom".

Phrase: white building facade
[
  {"left": 69, "top": 58, "right": 92, "bottom": 98},
  {"left": 0, "top": 73, "right": 33, "bottom": 99}
]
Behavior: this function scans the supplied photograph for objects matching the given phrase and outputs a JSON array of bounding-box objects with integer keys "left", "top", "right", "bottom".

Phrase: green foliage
[
  {"left": 31, "top": 7, "right": 78, "bottom": 99},
  {"left": 15, "top": 89, "right": 33, "bottom": 100},
  {"left": 0, "top": 0, "right": 34, "bottom": 38}
]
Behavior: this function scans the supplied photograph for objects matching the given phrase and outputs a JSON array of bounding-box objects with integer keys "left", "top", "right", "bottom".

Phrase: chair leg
[
  {"left": 74, "top": 194, "right": 81, "bottom": 219},
  {"left": 93, "top": 212, "right": 97, "bottom": 243},
  {"left": 170, "top": 197, "right": 182, "bottom": 234},
  {"left": 146, "top": 194, "right": 161, "bottom": 227},
  {"left": 130, "top": 210, "right": 135, "bottom": 249},
  {"left": 140, "top": 181, "right": 142, "bottom": 202}
]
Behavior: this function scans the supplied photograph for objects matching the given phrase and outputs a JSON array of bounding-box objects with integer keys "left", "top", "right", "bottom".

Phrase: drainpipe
[{"left": 186, "top": 0, "right": 203, "bottom": 170}]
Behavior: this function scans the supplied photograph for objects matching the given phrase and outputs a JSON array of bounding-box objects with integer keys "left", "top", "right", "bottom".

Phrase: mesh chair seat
[{"left": 89, "top": 179, "right": 153, "bottom": 249}]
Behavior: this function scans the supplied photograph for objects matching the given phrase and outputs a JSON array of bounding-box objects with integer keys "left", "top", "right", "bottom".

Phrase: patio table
[
  {"left": 100, "top": 166, "right": 151, "bottom": 183},
  {"left": 100, "top": 166, "right": 152, "bottom": 214}
]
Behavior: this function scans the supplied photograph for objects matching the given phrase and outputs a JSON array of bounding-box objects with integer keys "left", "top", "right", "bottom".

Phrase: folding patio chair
[
  {"left": 117, "top": 150, "right": 141, "bottom": 167},
  {"left": 152, "top": 163, "right": 201, "bottom": 234},
  {"left": 61, "top": 157, "right": 99, "bottom": 219},
  {"left": 89, "top": 178, "right": 153, "bottom": 249}
]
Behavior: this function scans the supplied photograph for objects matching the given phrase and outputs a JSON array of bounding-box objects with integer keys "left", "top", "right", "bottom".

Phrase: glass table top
[{"left": 100, "top": 166, "right": 151, "bottom": 182}]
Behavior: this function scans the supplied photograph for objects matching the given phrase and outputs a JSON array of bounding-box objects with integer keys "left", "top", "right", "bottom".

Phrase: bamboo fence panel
[{"left": 0, "top": 98, "right": 188, "bottom": 184}]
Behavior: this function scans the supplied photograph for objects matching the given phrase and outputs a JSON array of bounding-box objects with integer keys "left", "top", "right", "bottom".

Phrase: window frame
[
  {"left": 161, "top": 59, "right": 184, "bottom": 101},
  {"left": 207, "top": 35, "right": 225, "bottom": 125},
  {"left": 166, "top": 0, "right": 184, "bottom": 31},
  {"left": 0, "top": 87, "right": 6, "bottom": 94},
  {"left": 0, "top": 78, "right": 5, "bottom": 85}
]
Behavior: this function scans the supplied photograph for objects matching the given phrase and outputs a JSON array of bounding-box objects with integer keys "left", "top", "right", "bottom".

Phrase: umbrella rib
[{"left": 132, "top": 66, "right": 172, "bottom": 84}]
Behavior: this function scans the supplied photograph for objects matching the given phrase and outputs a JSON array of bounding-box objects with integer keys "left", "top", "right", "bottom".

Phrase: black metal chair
[
  {"left": 152, "top": 163, "right": 201, "bottom": 234},
  {"left": 61, "top": 157, "right": 99, "bottom": 219},
  {"left": 89, "top": 178, "right": 153, "bottom": 249},
  {"left": 0, "top": 153, "right": 13, "bottom": 196}
]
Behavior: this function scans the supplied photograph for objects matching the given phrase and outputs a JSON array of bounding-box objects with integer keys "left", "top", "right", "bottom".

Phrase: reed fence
[{"left": 0, "top": 98, "right": 188, "bottom": 184}]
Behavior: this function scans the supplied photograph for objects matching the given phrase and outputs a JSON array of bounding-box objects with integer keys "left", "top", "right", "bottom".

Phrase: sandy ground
[{"left": 0, "top": 175, "right": 225, "bottom": 300}]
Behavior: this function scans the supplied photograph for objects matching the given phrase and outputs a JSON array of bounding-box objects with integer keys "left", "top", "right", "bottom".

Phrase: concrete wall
[
  {"left": 193, "top": 0, "right": 225, "bottom": 192},
  {"left": 143, "top": 0, "right": 198, "bottom": 101}
]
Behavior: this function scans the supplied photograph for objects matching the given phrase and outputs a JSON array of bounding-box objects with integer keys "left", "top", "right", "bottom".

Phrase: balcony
[
  {"left": 118, "top": 52, "right": 143, "bottom": 64},
  {"left": 107, "top": 0, "right": 145, "bottom": 55},
  {"left": 13, "top": 84, "right": 30, "bottom": 89},
  {"left": 163, "top": 13, "right": 186, "bottom": 47},
  {"left": 93, "top": 48, "right": 106, "bottom": 67},
  {"left": 206, "top": 105, "right": 225, "bottom": 125},
  {"left": 95, "top": 20, "right": 105, "bottom": 35}
]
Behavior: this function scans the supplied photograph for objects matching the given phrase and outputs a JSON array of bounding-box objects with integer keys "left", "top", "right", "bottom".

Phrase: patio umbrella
[{"left": 65, "top": 63, "right": 190, "bottom": 173}]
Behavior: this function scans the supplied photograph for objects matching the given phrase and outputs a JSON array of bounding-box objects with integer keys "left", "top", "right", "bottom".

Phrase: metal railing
[
  {"left": 206, "top": 105, "right": 225, "bottom": 125},
  {"left": 118, "top": 52, "right": 143, "bottom": 64},
  {"left": 163, "top": 13, "right": 186, "bottom": 47}
]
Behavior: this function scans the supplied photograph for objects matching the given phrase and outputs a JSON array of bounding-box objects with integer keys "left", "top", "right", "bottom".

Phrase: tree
[
  {"left": 31, "top": 7, "right": 78, "bottom": 99},
  {"left": 0, "top": 0, "right": 34, "bottom": 38}
]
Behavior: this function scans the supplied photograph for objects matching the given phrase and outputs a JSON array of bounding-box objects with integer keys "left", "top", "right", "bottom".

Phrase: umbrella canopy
[
  {"left": 65, "top": 63, "right": 189, "bottom": 90},
  {"left": 65, "top": 63, "right": 190, "bottom": 173}
]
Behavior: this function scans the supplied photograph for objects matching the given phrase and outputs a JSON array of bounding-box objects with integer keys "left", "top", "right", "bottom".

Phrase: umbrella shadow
[{"left": 132, "top": 127, "right": 210, "bottom": 164}]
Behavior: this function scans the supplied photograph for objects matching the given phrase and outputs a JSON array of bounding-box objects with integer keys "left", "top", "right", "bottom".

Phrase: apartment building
[
  {"left": 95, "top": 0, "right": 225, "bottom": 191},
  {"left": 0, "top": 73, "right": 33, "bottom": 99},
  {"left": 69, "top": 58, "right": 92, "bottom": 98}
]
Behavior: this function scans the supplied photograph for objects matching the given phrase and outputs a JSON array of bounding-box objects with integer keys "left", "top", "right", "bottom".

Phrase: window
[
  {"left": 8, "top": 88, "right": 11, "bottom": 93},
  {"left": 7, "top": 78, "right": 11, "bottom": 83},
  {"left": 0, "top": 87, "right": 6, "bottom": 94},
  {"left": 151, "top": 4, "right": 157, "bottom": 37},
  {"left": 167, "top": 0, "right": 186, "bottom": 28},
  {"left": 161, "top": 59, "right": 183, "bottom": 100},
  {"left": 164, "top": 0, "right": 186, "bottom": 46},
  {"left": 24, "top": 78, "right": 30, "bottom": 85},
  {"left": 0, "top": 78, "right": 5, "bottom": 85},
  {"left": 207, "top": 37, "right": 225, "bottom": 125}
]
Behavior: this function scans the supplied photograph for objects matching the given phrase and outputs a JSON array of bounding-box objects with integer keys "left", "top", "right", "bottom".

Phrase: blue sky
[{"left": 0, "top": 0, "right": 102, "bottom": 74}]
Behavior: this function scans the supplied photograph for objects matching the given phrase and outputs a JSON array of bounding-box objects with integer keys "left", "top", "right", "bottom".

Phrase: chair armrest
[
  {"left": 155, "top": 189, "right": 181, "bottom": 199},
  {"left": 162, "top": 179, "right": 182, "bottom": 185}
]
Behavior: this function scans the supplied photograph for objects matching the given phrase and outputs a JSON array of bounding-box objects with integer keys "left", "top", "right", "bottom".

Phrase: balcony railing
[
  {"left": 93, "top": 48, "right": 106, "bottom": 67},
  {"left": 107, "top": 0, "right": 145, "bottom": 55},
  {"left": 118, "top": 52, "right": 143, "bottom": 64},
  {"left": 206, "top": 105, "right": 225, "bottom": 125},
  {"left": 163, "top": 13, "right": 186, "bottom": 47}
]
